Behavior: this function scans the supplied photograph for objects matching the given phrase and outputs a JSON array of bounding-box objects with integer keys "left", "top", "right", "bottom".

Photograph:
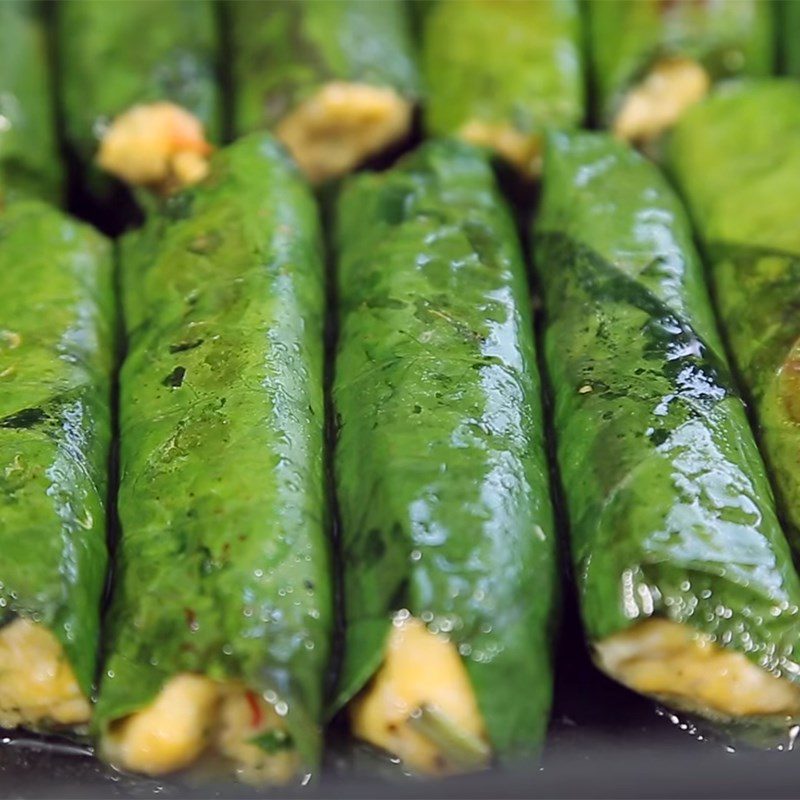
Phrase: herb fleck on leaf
[{"left": 162, "top": 366, "right": 186, "bottom": 388}]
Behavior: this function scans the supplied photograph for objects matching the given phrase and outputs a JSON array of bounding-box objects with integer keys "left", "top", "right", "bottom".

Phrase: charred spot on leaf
[
  {"left": 0, "top": 407, "right": 48, "bottom": 429},
  {"left": 169, "top": 339, "right": 204, "bottom": 354},
  {"left": 162, "top": 366, "right": 186, "bottom": 388}
]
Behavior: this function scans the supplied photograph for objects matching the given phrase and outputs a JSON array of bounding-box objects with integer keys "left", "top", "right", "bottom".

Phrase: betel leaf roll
[
  {"left": 588, "top": 0, "right": 773, "bottom": 144},
  {"left": 422, "top": 0, "right": 584, "bottom": 176},
  {"left": 57, "top": 0, "right": 219, "bottom": 202},
  {"left": 228, "top": 0, "right": 419, "bottom": 183},
  {"left": 332, "top": 140, "right": 558, "bottom": 774},
  {"left": 0, "top": 0, "right": 62, "bottom": 203},
  {"left": 667, "top": 81, "right": 800, "bottom": 552},
  {"left": 535, "top": 131, "right": 800, "bottom": 728},
  {"left": 94, "top": 134, "right": 331, "bottom": 785},
  {"left": 0, "top": 201, "right": 113, "bottom": 731}
]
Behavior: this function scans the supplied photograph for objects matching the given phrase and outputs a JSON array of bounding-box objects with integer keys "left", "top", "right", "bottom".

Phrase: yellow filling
[
  {"left": 350, "top": 615, "right": 490, "bottom": 775},
  {"left": 0, "top": 617, "right": 90, "bottom": 729},
  {"left": 97, "top": 101, "right": 212, "bottom": 194},
  {"left": 779, "top": 338, "right": 800, "bottom": 423},
  {"left": 102, "top": 674, "right": 298, "bottom": 785},
  {"left": 613, "top": 57, "right": 710, "bottom": 144},
  {"left": 276, "top": 82, "right": 412, "bottom": 184},
  {"left": 596, "top": 618, "right": 800, "bottom": 718},
  {"left": 458, "top": 121, "right": 542, "bottom": 177}
]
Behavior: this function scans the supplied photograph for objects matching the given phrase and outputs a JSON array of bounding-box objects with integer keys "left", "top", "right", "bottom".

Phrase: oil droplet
[
  {"left": 222, "top": 644, "right": 233, "bottom": 655},
  {"left": 788, "top": 725, "right": 800, "bottom": 751},
  {"left": 410, "top": 550, "right": 422, "bottom": 562},
  {"left": 392, "top": 608, "right": 411, "bottom": 627},
  {"left": 275, "top": 701, "right": 288, "bottom": 717}
]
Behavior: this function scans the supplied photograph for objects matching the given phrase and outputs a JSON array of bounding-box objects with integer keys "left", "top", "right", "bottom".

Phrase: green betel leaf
[
  {"left": 0, "top": 0, "right": 63, "bottom": 203},
  {"left": 95, "top": 134, "right": 332, "bottom": 776},
  {"left": 333, "top": 139, "right": 558, "bottom": 760},
  {"left": 0, "top": 200, "right": 114, "bottom": 708},
  {"left": 587, "top": 0, "right": 774, "bottom": 126},
  {"left": 667, "top": 81, "right": 800, "bottom": 553},
  {"left": 227, "top": 0, "right": 419, "bottom": 135},
  {"left": 534, "top": 131, "right": 800, "bottom": 727}
]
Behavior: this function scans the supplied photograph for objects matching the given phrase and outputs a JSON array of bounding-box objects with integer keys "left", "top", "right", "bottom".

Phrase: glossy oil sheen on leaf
[
  {"left": 535, "top": 131, "right": 800, "bottom": 689},
  {"left": 667, "top": 80, "right": 800, "bottom": 552},
  {"left": 0, "top": 200, "right": 114, "bottom": 701},
  {"left": 95, "top": 134, "right": 332, "bottom": 770},
  {"left": 333, "top": 140, "right": 558, "bottom": 759}
]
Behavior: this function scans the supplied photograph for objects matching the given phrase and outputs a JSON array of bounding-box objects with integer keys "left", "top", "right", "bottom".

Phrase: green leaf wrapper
[
  {"left": 332, "top": 140, "right": 558, "bottom": 759},
  {"left": 667, "top": 80, "right": 800, "bottom": 551},
  {"left": 421, "top": 0, "right": 584, "bottom": 164},
  {"left": 534, "top": 131, "right": 800, "bottom": 718},
  {"left": 56, "top": 0, "right": 219, "bottom": 202},
  {"left": 227, "top": 0, "right": 418, "bottom": 135},
  {"left": 0, "top": 200, "right": 114, "bottom": 712},
  {"left": 95, "top": 134, "right": 332, "bottom": 771},
  {"left": 588, "top": 0, "right": 774, "bottom": 126},
  {"left": 0, "top": 0, "right": 62, "bottom": 203}
]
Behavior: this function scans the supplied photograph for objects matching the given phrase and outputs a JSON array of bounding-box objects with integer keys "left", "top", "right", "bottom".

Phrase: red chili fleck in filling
[{"left": 246, "top": 690, "right": 263, "bottom": 728}]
